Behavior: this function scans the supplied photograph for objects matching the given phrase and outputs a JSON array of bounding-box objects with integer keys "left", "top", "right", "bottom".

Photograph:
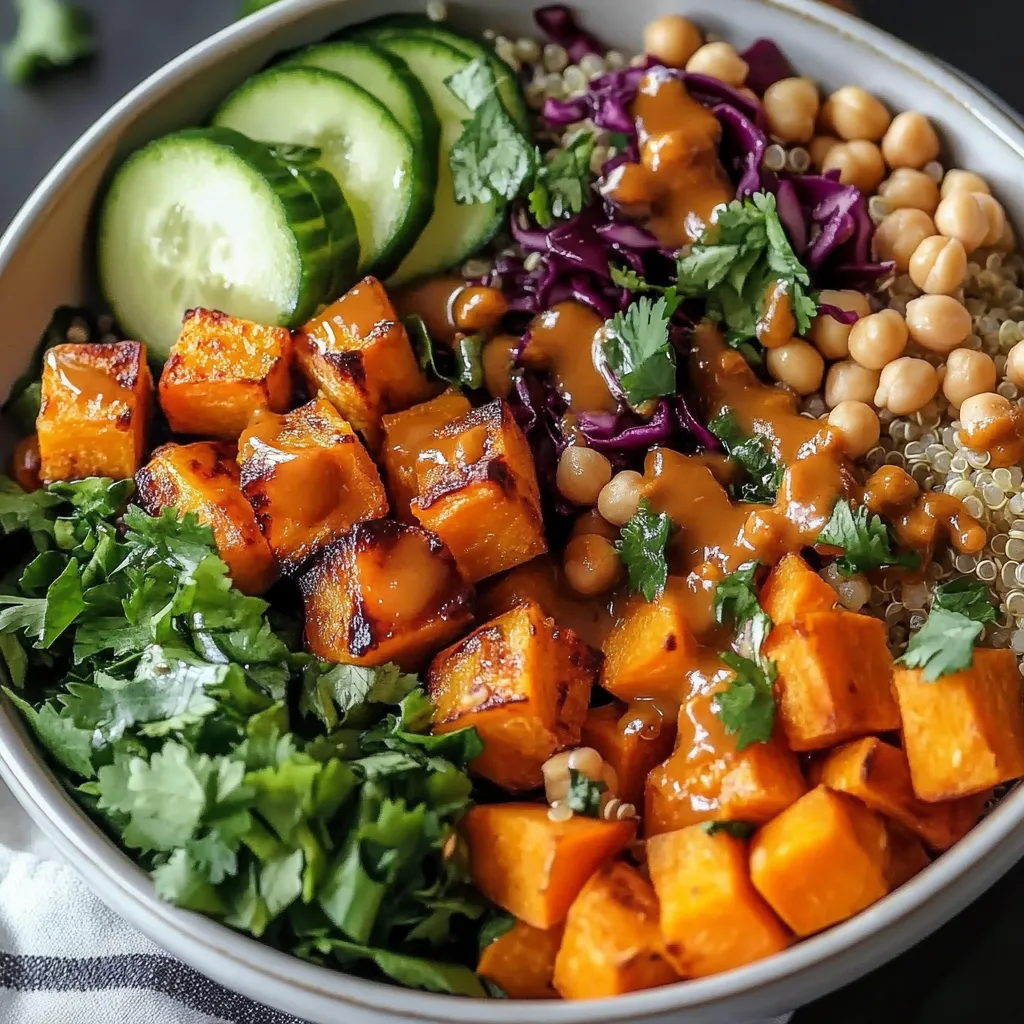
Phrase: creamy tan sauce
[
  {"left": 962, "top": 407, "right": 1024, "bottom": 469},
  {"left": 45, "top": 348, "right": 132, "bottom": 407},
  {"left": 394, "top": 278, "right": 508, "bottom": 346}
]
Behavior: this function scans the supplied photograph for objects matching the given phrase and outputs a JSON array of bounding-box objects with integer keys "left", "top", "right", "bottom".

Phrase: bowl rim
[{"left": 2, "top": 0, "right": 1024, "bottom": 1020}]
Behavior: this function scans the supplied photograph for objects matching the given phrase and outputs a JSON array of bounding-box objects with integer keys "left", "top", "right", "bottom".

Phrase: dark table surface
[{"left": 2, "top": 1, "right": 1023, "bottom": 1021}]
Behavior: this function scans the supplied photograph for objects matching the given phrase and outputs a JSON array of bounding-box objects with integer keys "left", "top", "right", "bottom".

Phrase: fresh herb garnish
[
  {"left": 708, "top": 412, "right": 784, "bottom": 504},
  {"left": 702, "top": 820, "right": 757, "bottom": 839},
  {"left": 603, "top": 295, "right": 680, "bottom": 408},
  {"left": 932, "top": 577, "right": 999, "bottom": 623},
  {"left": 566, "top": 768, "right": 607, "bottom": 817},
  {"left": 616, "top": 498, "right": 671, "bottom": 602},
  {"left": 404, "top": 314, "right": 484, "bottom": 391},
  {"left": 446, "top": 59, "right": 534, "bottom": 205},
  {"left": 715, "top": 650, "right": 777, "bottom": 751},
  {"left": 817, "top": 499, "right": 921, "bottom": 576},
  {"left": 528, "top": 133, "right": 595, "bottom": 228},
  {"left": 3, "top": 0, "right": 93, "bottom": 84},
  {"left": 676, "top": 192, "right": 817, "bottom": 347},
  {"left": 714, "top": 562, "right": 772, "bottom": 656}
]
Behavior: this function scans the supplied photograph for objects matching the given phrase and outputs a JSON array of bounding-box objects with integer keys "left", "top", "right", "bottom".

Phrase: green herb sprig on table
[{"left": 3, "top": 0, "right": 93, "bottom": 85}]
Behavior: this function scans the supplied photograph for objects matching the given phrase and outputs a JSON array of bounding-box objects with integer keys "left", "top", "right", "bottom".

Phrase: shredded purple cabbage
[
  {"left": 534, "top": 5, "right": 605, "bottom": 64},
  {"left": 740, "top": 39, "right": 796, "bottom": 95}
]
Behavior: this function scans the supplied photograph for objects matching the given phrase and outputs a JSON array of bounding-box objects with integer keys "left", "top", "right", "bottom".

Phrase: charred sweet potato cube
[
  {"left": 581, "top": 702, "right": 677, "bottom": 807},
  {"left": 816, "top": 736, "right": 985, "bottom": 850},
  {"left": 765, "top": 610, "right": 900, "bottom": 751},
  {"left": 238, "top": 398, "right": 387, "bottom": 569},
  {"left": 554, "top": 861, "right": 678, "bottom": 999},
  {"left": 749, "top": 786, "right": 891, "bottom": 937},
  {"left": 135, "top": 441, "right": 275, "bottom": 595},
  {"left": 428, "top": 600, "right": 598, "bottom": 791},
  {"left": 885, "top": 823, "right": 931, "bottom": 889},
  {"left": 295, "top": 276, "right": 435, "bottom": 447},
  {"left": 37, "top": 342, "right": 153, "bottom": 483},
  {"left": 380, "top": 389, "right": 471, "bottom": 519},
  {"left": 648, "top": 825, "right": 791, "bottom": 978},
  {"left": 477, "top": 920, "right": 563, "bottom": 999},
  {"left": 412, "top": 399, "right": 547, "bottom": 582},
  {"left": 759, "top": 553, "right": 837, "bottom": 625},
  {"left": 464, "top": 803, "right": 635, "bottom": 929},
  {"left": 299, "top": 519, "right": 472, "bottom": 671},
  {"left": 893, "top": 648, "right": 1024, "bottom": 801},
  {"left": 158, "top": 308, "right": 292, "bottom": 439}
]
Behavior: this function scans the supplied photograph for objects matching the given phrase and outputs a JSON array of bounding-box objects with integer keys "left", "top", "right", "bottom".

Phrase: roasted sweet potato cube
[
  {"left": 428, "top": 600, "right": 598, "bottom": 791},
  {"left": 765, "top": 610, "right": 900, "bottom": 751},
  {"left": 648, "top": 825, "right": 790, "bottom": 977},
  {"left": 412, "top": 399, "right": 547, "bottom": 582},
  {"left": 477, "top": 920, "right": 563, "bottom": 999},
  {"left": 749, "top": 786, "right": 891, "bottom": 937},
  {"left": 158, "top": 308, "right": 292, "bottom": 439},
  {"left": 464, "top": 803, "right": 635, "bottom": 929},
  {"left": 380, "top": 389, "right": 471, "bottom": 519},
  {"left": 295, "top": 276, "right": 435, "bottom": 447},
  {"left": 581, "top": 702, "right": 677, "bottom": 807},
  {"left": 885, "top": 822, "right": 931, "bottom": 889},
  {"left": 893, "top": 648, "right": 1024, "bottom": 801},
  {"left": 238, "top": 398, "right": 387, "bottom": 569},
  {"left": 817, "top": 736, "right": 985, "bottom": 850},
  {"left": 554, "top": 861, "right": 678, "bottom": 999},
  {"left": 299, "top": 519, "right": 473, "bottom": 671},
  {"left": 135, "top": 441, "right": 275, "bottom": 595},
  {"left": 759, "top": 553, "right": 837, "bottom": 625},
  {"left": 601, "top": 579, "right": 701, "bottom": 701},
  {"left": 37, "top": 342, "right": 153, "bottom": 483}
]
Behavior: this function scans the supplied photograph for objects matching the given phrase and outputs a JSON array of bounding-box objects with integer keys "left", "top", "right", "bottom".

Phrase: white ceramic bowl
[{"left": 2, "top": 2, "right": 1024, "bottom": 1021}]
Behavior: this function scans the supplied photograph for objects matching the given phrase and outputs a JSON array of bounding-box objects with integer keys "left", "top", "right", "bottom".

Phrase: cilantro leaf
[
  {"left": 4, "top": 688, "right": 96, "bottom": 778},
  {"left": 708, "top": 412, "right": 784, "bottom": 504},
  {"left": 714, "top": 562, "right": 772, "bottom": 656},
  {"left": 566, "top": 768, "right": 607, "bottom": 817},
  {"left": 3, "top": 0, "right": 93, "bottom": 85},
  {"left": 702, "top": 820, "right": 757, "bottom": 839},
  {"left": 932, "top": 577, "right": 998, "bottom": 623},
  {"left": 817, "top": 500, "right": 921, "bottom": 576},
  {"left": 897, "top": 607, "right": 985, "bottom": 682},
  {"left": 715, "top": 650, "right": 777, "bottom": 750},
  {"left": 404, "top": 314, "right": 484, "bottom": 391},
  {"left": 603, "top": 296, "right": 679, "bottom": 407},
  {"left": 616, "top": 498, "right": 671, "bottom": 601},
  {"left": 529, "top": 133, "right": 595, "bottom": 228}
]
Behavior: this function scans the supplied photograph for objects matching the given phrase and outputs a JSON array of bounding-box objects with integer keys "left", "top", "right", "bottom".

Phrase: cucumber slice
[
  {"left": 346, "top": 15, "right": 530, "bottom": 132},
  {"left": 97, "top": 127, "right": 332, "bottom": 358},
  {"left": 213, "top": 67, "right": 432, "bottom": 280},
  {"left": 365, "top": 36, "right": 505, "bottom": 287}
]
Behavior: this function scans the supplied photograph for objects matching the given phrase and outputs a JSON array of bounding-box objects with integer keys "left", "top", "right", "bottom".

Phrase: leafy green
[
  {"left": 616, "top": 499, "right": 671, "bottom": 602},
  {"left": 603, "top": 295, "right": 680, "bottom": 408},
  {"left": 714, "top": 562, "right": 772, "bottom": 656},
  {"left": 2, "top": 0, "right": 93, "bottom": 84},
  {"left": 708, "top": 412, "right": 784, "bottom": 504},
  {"left": 715, "top": 650, "right": 777, "bottom": 750},
  {"left": 566, "top": 769, "right": 607, "bottom": 817},
  {"left": 702, "top": 820, "right": 757, "bottom": 839},
  {"left": 446, "top": 59, "right": 534, "bottom": 205},
  {"left": 817, "top": 500, "right": 922, "bottom": 576},
  {"left": 529, "top": 133, "right": 595, "bottom": 228},
  {"left": 404, "top": 314, "right": 484, "bottom": 392},
  {"left": 932, "top": 577, "right": 998, "bottom": 623}
]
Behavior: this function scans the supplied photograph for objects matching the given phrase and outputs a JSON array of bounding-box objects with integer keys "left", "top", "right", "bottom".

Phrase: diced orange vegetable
[
  {"left": 816, "top": 736, "right": 984, "bottom": 850},
  {"left": 412, "top": 399, "right": 547, "bottom": 582},
  {"left": 477, "top": 921, "right": 563, "bottom": 999},
  {"left": 647, "top": 825, "right": 790, "bottom": 977},
  {"left": 299, "top": 519, "right": 473, "bottom": 671},
  {"left": 463, "top": 803, "right": 635, "bottom": 929},
  {"left": 428, "top": 601, "right": 598, "bottom": 791},
  {"left": 380, "top": 390, "right": 472, "bottom": 520},
  {"left": 295, "top": 276, "right": 435, "bottom": 447},
  {"left": 749, "top": 786, "right": 891, "bottom": 937},
  {"left": 135, "top": 441, "right": 276, "bottom": 595},
  {"left": 885, "top": 823, "right": 931, "bottom": 889},
  {"left": 893, "top": 648, "right": 1024, "bottom": 801},
  {"left": 37, "top": 342, "right": 153, "bottom": 483},
  {"left": 759, "top": 553, "right": 837, "bottom": 625},
  {"left": 765, "top": 610, "right": 901, "bottom": 751},
  {"left": 237, "top": 398, "right": 388, "bottom": 569},
  {"left": 158, "top": 308, "right": 292, "bottom": 439},
  {"left": 553, "top": 861, "right": 678, "bottom": 999},
  {"left": 581, "top": 702, "right": 677, "bottom": 807}
]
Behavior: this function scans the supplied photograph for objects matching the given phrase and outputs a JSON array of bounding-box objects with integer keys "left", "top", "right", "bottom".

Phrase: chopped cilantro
[
  {"left": 566, "top": 768, "right": 607, "bottom": 817},
  {"left": 616, "top": 498, "right": 671, "bottom": 602},
  {"left": 404, "top": 314, "right": 485, "bottom": 391},
  {"left": 714, "top": 562, "right": 772, "bottom": 656},
  {"left": 708, "top": 412, "right": 784, "bottom": 504},
  {"left": 715, "top": 650, "right": 777, "bottom": 750},
  {"left": 932, "top": 576, "right": 998, "bottom": 623},
  {"left": 603, "top": 295, "right": 680, "bottom": 408},
  {"left": 529, "top": 133, "right": 595, "bottom": 228},
  {"left": 817, "top": 499, "right": 921, "bottom": 576},
  {"left": 702, "top": 820, "right": 757, "bottom": 839},
  {"left": 3, "top": 0, "right": 93, "bottom": 84}
]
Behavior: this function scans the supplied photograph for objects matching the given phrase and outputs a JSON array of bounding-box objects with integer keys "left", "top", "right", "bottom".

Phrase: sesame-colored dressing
[
  {"left": 394, "top": 277, "right": 508, "bottom": 345},
  {"left": 757, "top": 281, "right": 796, "bottom": 348},
  {"left": 45, "top": 348, "right": 133, "bottom": 407},
  {"left": 961, "top": 406, "right": 1024, "bottom": 469},
  {"left": 359, "top": 529, "right": 454, "bottom": 624}
]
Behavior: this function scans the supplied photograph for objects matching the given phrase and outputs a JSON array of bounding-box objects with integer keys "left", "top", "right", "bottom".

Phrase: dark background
[{"left": 2, "top": 0, "right": 1023, "bottom": 1020}]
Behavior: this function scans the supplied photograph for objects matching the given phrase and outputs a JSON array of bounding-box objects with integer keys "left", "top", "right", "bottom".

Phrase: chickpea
[
  {"left": 685, "top": 41, "right": 748, "bottom": 86},
  {"left": 972, "top": 193, "right": 1007, "bottom": 247},
  {"left": 959, "top": 391, "right": 1013, "bottom": 434},
  {"left": 908, "top": 235, "right": 967, "bottom": 295},
  {"left": 996, "top": 220, "right": 1017, "bottom": 252},
  {"left": 933, "top": 191, "right": 989, "bottom": 253},
  {"left": 1006, "top": 340, "right": 1024, "bottom": 388},
  {"left": 821, "top": 140, "right": 886, "bottom": 194},
  {"left": 904, "top": 294, "right": 972, "bottom": 353},
  {"left": 847, "top": 309, "right": 908, "bottom": 370},
  {"left": 808, "top": 289, "right": 871, "bottom": 360},
  {"left": 643, "top": 14, "right": 703, "bottom": 68},
  {"left": 874, "top": 357, "right": 940, "bottom": 415},
  {"left": 821, "top": 85, "right": 891, "bottom": 142},
  {"left": 597, "top": 469, "right": 644, "bottom": 526},
  {"left": 571, "top": 508, "right": 620, "bottom": 541},
  {"left": 825, "top": 360, "right": 881, "bottom": 408},
  {"left": 452, "top": 286, "right": 508, "bottom": 333},
  {"left": 766, "top": 340, "right": 825, "bottom": 395},
  {"left": 940, "top": 168, "right": 991, "bottom": 199},
  {"left": 941, "top": 348, "right": 997, "bottom": 408},
  {"left": 828, "top": 400, "right": 881, "bottom": 458},
  {"left": 763, "top": 77, "right": 819, "bottom": 144},
  {"left": 556, "top": 445, "right": 613, "bottom": 506},
  {"left": 563, "top": 534, "right": 622, "bottom": 596},
  {"left": 872, "top": 208, "right": 935, "bottom": 272},
  {"left": 881, "top": 111, "right": 941, "bottom": 169},
  {"left": 878, "top": 168, "right": 940, "bottom": 214},
  {"left": 809, "top": 134, "right": 840, "bottom": 170}
]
